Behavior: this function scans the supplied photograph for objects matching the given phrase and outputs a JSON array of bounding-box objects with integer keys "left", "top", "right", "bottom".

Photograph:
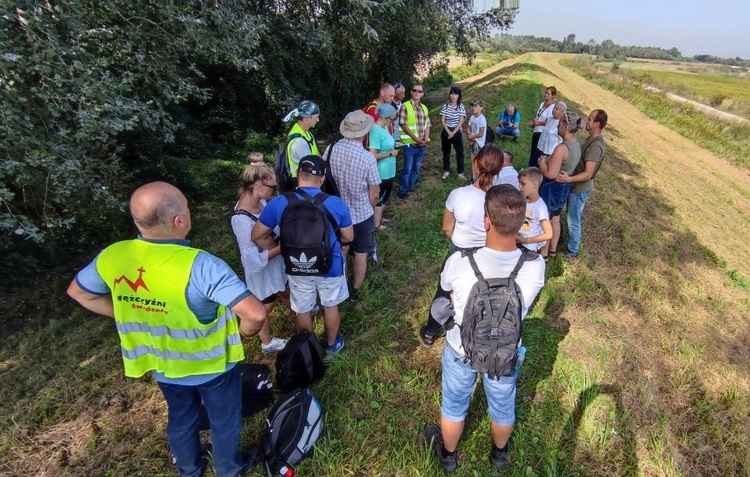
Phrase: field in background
[{"left": 1, "top": 53, "right": 749, "bottom": 476}]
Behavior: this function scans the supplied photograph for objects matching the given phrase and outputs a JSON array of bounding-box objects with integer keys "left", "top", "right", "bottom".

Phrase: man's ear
[{"left": 484, "top": 214, "right": 491, "bottom": 232}]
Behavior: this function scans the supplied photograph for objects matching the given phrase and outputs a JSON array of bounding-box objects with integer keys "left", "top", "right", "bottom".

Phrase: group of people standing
[{"left": 65, "top": 79, "right": 609, "bottom": 476}]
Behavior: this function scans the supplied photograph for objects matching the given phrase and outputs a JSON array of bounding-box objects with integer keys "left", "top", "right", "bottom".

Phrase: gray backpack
[{"left": 459, "top": 250, "right": 531, "bottom": 379}]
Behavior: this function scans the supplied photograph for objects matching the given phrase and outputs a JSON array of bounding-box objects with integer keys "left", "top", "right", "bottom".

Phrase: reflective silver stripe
[
  {"left": 116, "top": 319, "right": 227, "bottom": 339},
  {"left": 121, "top": 341, "right": 231, "bottom": 361}
]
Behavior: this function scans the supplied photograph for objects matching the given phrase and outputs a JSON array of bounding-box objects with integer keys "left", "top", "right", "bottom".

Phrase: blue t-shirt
[
  {"left": 368, "top": 123, "right": 396, "bottom": 179},
  {"left": 500, "top": 110, "right": 520, "bottom": 126},
  {"left": 75, "top": 237, "right": 251, "bottom": 385},
  {"left": 259, "top": 187, "right": 352, "bottom": 277}
]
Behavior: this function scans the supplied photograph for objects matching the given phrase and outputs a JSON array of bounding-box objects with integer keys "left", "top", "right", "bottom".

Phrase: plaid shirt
[
  {"left": 399, "top": 100, "right": 431, "bottom": 139},
  {"left": 326, "top": 138, "right": 381, "bottom": 224}
]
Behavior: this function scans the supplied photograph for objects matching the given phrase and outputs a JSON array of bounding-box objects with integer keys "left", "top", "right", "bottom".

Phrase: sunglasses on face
[
  {"left": 263, "top": 183, "right": 278, "bottom": 193},
  {"left": 412, "top": 89, "right": 423, "bottom": 93}
]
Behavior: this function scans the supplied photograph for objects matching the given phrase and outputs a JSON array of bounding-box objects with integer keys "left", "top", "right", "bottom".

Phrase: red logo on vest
[{"left": 113, "top": 267, "right": 150, "bottom": 293}]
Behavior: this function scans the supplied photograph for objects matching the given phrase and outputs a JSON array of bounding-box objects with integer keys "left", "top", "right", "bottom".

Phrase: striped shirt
[{"left": 440, "top": 103, "right": 466, "bottom": 128}]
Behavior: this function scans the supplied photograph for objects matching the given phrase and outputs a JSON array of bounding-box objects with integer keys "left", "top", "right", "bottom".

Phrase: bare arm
[
  {"left": 67, "top": 280, "right": 114, "bottom": 318},
  {"left": 339, "top": 225, "right": 354, "bottom": 244},
  {"left": 368, "top": 184, "right": 379, "bottom": 207},
  {"left": 232, "top": 294, "right": 267, "bottom": 338},
  {"left": 453, "top": 115, "right": 465, "bottom": 135},
  {"left": 542, "top": 143, "right": 568, "bottom": 179},
  {"left": 558, "top": 160, "right": 597, "bottom": 184},
  {"left": 251, "top": 222, "right": 276, "bottom": 251},
  {"left": 442, "top": 208, "right": 456, "bottom": 240}
]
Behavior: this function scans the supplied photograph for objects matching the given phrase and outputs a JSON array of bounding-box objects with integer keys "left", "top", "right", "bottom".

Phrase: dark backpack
[
  {"left": 260, "top": 388, "right": 325, "bottom": 476},
  {"left": 197, "top": 363, "right": 274, "bottom": 430},
  {"left": 485, "top": 125, "right": 496, "bottom": 144},
  {"left": 459, "top": 250, "right": 531, "bottom": 379},
  {"left": 321, "top": 141, "right": 341, "bottom": 197},
  {"left": 275, "top": 330, "right": 326, "bottom": 391},
  {"left": 279, "top": 189, "right": 340, "bottom": 276}
]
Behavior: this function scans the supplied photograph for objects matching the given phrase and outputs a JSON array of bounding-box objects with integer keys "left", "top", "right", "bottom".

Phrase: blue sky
[{"left": 501, "top": 0, "right": 750, "bottom": 59}]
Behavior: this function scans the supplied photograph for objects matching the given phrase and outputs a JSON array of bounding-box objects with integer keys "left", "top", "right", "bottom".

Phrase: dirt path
[
  {"left": 642, "top": 85, "right": 750, "bottom": 124},
  {"left": 532, "top": 52, "right": 750, "bottom": 273}
]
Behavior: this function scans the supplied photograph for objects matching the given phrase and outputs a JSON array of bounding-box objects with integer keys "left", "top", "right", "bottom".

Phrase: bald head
[{"left": 130, "top": 182, "right": 190, "bottom": 239}]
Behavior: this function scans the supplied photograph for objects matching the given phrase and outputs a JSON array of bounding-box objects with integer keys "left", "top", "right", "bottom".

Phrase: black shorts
[
  {"left": 261, "top": 293, "right": 278, "bottom": 305},
  {"left": 352, "top": 215, "right": 376, "bottom": 254}
]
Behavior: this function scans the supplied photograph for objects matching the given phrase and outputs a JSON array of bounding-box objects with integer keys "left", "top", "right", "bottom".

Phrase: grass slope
[{"left": 1, "top": 53, "right": 749, "bottom": 476}]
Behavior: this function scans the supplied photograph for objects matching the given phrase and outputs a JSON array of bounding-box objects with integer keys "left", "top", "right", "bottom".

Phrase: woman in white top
[
  {"left": 528, "top": 85, "right": 556, "bottom": 163},
  {"left": 529, "top": 100, "right": 566, "bottom": 169},
  {"left": 420, "top": 144, "right": 505, "bottom": 347},
  {"left": 231, "top": 161, "right": 289, "bottom": 353}
]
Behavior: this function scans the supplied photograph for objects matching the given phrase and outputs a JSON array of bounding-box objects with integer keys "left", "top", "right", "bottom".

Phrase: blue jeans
[
  {"left": 495, "top": 126, "right": 520, "bottom": 137},
  {"left": 440, "top": 345, "right": 521, "bottom": 426},
  {"left": 398, "top": 144, "right": 426, "bottom": 195},
  {"left": 157, "top": 365, "right": 244, "bottom": 477},
  {"left": 566, "top": 190, "right": 591, "bottom": 256}
]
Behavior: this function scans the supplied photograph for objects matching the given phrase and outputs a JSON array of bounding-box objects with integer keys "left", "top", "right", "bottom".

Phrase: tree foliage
[{"left": 1, "top": 0, "right": 516, "bottom": 275}]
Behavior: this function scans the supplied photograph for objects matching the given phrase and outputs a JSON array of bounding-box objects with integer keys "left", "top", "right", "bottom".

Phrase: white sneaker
[
  {"left": 457, "top": 173, "right": 466, "bottom": 179},
  {"left": 261, "top": 337, "right": 288, "bottom": 353},
  {"left": 442, "top": 171, "right": 450, "bottom": 179}
]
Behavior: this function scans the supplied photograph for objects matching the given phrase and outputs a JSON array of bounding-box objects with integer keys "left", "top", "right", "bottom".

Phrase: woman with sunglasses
[
  {"left": 538, "top": 111, "right": 582, "bottom": 260},
  {"left": 231, "top": 161, "right": 289, "bottom": 353},
  {"left": 369, "top": 103, "right": 400, "bottom": 230}
]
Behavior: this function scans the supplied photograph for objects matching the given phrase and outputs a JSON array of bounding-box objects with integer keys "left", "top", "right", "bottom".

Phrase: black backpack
[
  {"left": 485, "top": 125, "right": 496, "bottom": 144},
  {"left": 275, "top": 330, "right": 326, "bottom": 391},
  {"left": 279, "top": 189, "right": 340, "bottom": 276},
  {"left": 197, "top": 363, "right": 274, "bottom": 430},
  {"left": 459, "top": 250, "right": 531, "bottom": 379},
  {"left": 321, "top": 141, "right": 341, "bottom": 197},
  {"left": 260, "top": 388, "right": 325, "bottom": 476}
]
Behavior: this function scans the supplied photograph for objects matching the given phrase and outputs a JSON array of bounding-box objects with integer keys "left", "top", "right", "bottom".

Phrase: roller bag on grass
[
  {"left": 261, "top": 388, "right": 324, "bottom": 477},
  {"left": 197, "top": 363, "right": 273, "bottom": 430},
  {"left": 275, "top": 330, "right": 326, "bottom": 391}
]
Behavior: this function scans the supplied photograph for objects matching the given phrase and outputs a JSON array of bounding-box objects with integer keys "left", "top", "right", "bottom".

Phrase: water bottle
[{"left": 516, "top": 346, "right": 526, "bottom": 371}]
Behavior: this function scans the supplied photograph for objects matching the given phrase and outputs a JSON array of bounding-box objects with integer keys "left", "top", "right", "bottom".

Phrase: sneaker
[
  {"left": 426, "top": 425, "right": 457, "bottom": 473},
  {"left": 457, "top": 173, "right": 466, "bottom": 180},
  {"left": 348, "top": 281, "right": 359, "bottom": 302},
  {"left": 419, "top": 326, "right": 435, "bottom": 348},
  {"left": 326, "top": 334, "right": 345, "bottom": 353},
  {"left": 397, "top": 192, "right": 408, "bottom": 199},
  {"left": 239, "top": 445, "right": 261, "bottom": 476},
  {"left": 562, "top": 251, "right": 578, "bottom": 259},
  {"left": 261, "top": 337, "right": 288, "bottom": 353},
  {"left": 442, "top": 171, "right": 450, "bottom": 179},
  {"left": 489, "top": 441, "right": 510, "bottom": 469}
]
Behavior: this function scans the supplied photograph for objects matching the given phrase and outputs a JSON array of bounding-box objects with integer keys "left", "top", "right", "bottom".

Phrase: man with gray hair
[
  {"left": 495, "top": 103, "right": 521, "bottom": 141},
  {"left": 67, "top": 181, "right": 267, "bottom": 477}
]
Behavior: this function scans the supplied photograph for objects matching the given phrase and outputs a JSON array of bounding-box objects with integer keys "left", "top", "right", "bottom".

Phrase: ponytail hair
[
  {"left": 238, "top": 162, "right": 275, "bottom": 197},
  {"left": 474, "top": 144, "right": 504, "bottom": 191},
  {"left": 562, "top": 111, "right": 582, "bottom": 133}
]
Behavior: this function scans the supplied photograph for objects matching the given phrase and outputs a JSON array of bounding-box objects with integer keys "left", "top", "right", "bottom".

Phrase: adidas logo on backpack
[{"left": 460, "top": 249, "right": 533, "bottom": 378}]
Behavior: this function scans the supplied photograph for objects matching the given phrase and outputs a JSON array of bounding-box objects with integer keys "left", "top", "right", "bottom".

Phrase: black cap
[{"left": 298, "top": 155, "right": 326, "bottom": 176}]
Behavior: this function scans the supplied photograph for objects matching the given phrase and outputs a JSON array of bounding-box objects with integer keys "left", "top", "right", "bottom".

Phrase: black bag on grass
[
  {"left": 275, "top": 330, "right": 326, "bottom": 391},
  {"left": 261, "top": 388, "right": 325, "bottom": 477},
  {"left": 197, "top": 363, "right": 273, "bottom": 430},
  {"left": 485, "top": 125, "right": 496, "bottom": 144}
]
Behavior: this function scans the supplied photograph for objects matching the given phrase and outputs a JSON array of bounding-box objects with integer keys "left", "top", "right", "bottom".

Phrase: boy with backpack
[
  {"left": 426, "top": 185, "right": 545, "bottom": 472},
  {"left": 252, "top": 155, "right": 354, "bottom": 353}
]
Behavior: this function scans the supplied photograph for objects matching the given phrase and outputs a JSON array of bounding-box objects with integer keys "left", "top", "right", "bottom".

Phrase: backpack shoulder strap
[
  {"left": 509, "top": 249, "right": 531, "bottom": 280},
  {"left": 325, "top": 140, "right": 339, "bottom": 162},
  {"left": 233, "top": 209, "right": 259, "bottom": 222},
  {"left": 294, "top": 189, "right": 341, "bottom": 238}
]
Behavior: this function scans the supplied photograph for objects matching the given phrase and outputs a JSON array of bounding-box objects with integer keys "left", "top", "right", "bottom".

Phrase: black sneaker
[
  {"left": 426, "top": 424, "right": 457, "bottom": 473},
  {"left": 419, "top": 326, "right": 435, "bottom": 348},
  {"left": 239, "top": 445, "right": 261, "bottom": 476},
  {"left": 489, "top": 440, "right": 510, "bottom": 469}
]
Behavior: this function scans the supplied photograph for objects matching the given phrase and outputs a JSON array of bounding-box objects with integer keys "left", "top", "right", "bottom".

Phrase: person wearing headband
[{"left": 282, "top": 100, "right": 321, "bottom": 179}]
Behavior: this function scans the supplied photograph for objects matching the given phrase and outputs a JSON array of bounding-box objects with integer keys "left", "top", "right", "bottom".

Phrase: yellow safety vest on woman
[
  {"left": 400, "top": 101, "right": 429, "bottom": 145},
  {"left": 96, "top": 240, "right": 244, "bottom": 379},
  {"left": 286, "top": 123, "right": 319, "bottom": 177}
]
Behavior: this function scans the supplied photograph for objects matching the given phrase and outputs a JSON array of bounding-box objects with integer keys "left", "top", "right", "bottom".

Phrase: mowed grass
[{"left": 1, "top": 55, "right": 750, "bottom": 476}]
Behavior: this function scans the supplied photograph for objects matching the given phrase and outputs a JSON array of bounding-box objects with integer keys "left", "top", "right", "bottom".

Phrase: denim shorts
[
  {"left": 352, "top": 215, "right": 376, "bottom": 254},
  {"left": 440, "top": 344, "right": 519, "bottom": 426},
  {"left": 540, "top": 178, "right": 572, "bottom": 213}
]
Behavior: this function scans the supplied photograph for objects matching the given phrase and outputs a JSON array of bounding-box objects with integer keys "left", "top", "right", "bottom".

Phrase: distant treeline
[{"left": 479, "top": 34, "right": 750, "bottom": 67}]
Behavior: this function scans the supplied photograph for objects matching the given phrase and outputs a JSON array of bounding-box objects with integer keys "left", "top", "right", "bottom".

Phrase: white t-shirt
[
  {"left": 441, "top": 247, "right": 546, "bottom": 356},
  {"left": 468, "top": 114, "right": 487, "bottom": 148},
  {"left": 533, "top": 102, "right": 555, "bottom": 134},
  {"left": 537, "top": 118, "right": 561, "bottom": 155},
  {"left": 445, "top": 185, "right": 488, "bottom": 249},
  {"left": 519, "top": 197, "right": 550, "bottom": 252},
  {"left": 231, "top": 200, "right": 287, "bottom": 300},
  {"left": 493, "top": 166, "right": 519, "bottom": 189}
]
